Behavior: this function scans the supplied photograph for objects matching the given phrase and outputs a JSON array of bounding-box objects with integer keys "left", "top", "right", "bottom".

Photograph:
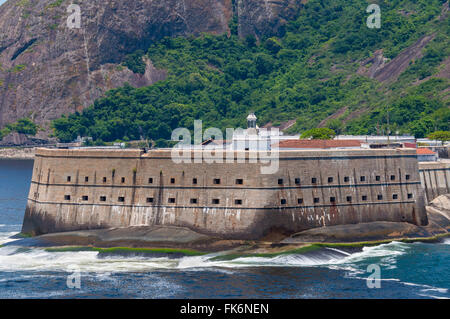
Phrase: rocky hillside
[{"left": 0, "top": 0, "right": 302, "bottom": 136}]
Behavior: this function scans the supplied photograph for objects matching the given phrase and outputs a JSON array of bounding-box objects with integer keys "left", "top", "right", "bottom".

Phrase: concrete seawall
[
  {"left": 22, "top": 148, "right": 428, "bottom": 239},
  {"left": 419, "top": 161, "right": 450, "bottom": 204}
]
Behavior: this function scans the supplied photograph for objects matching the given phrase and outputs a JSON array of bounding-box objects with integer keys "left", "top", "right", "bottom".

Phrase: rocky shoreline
[{"left": 0, "top": 148, "right": 35, "bottom": 160}]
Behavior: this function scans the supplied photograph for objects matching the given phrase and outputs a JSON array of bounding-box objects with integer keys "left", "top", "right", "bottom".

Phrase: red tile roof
[
  {"left": 274, "top": 140, "right": 363, "bottom": 149},
  {"left": 403, "top": 142, "right": 417, "bottom": 148},
  {"left": 417, "top": 148, "right": 436, "bottom": 155}
]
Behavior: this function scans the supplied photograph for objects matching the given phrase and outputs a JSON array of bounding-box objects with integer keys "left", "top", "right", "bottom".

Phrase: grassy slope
[{"left": 51, "top": 0, "right": 449, "bottom": 143}]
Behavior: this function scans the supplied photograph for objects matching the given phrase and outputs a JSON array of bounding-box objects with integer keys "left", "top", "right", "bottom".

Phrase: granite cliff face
[{"left": 0, "top": 0, "right": 302, "bottom": 135}]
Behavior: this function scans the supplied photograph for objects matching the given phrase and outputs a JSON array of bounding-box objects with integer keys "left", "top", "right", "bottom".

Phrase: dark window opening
[
  {"left": 378, "top": 195, "right": 383, "bottom": 200},
  {"left": 64, "top": 195, "right": 71, "bottom": 201},
  {"left": 376, "top": 176, "right": 381, "bottom": 181},
  {"left": 121, "top": 177, "right": 126, "bottom": 183},
  {"left": 278, "top": 179, "right": 284, "bottom": 185},
  {"left": 236, "top": 179, "right": 244, "bottom": 185},
  {"left": 362, "top": 195, "right": 368, "bottom": 201},
  {"left": 408, "top": 193, "right": 414, "bottom": 199},
  {"left": 295, "top": 178, "right": 301, "bottom": 185},
  {"left": 103, "top": 177, "right": 107, "bottom": 183},
  {"left": 118, "top": 197, "right": 125, "bottom": 202},
  {"left": 190, "top": 198, "right": 198, "bottom": 204},
  {"left": 235, "top": 200, "right": 243, "bottom": 205},
  {"left": 406, "top": 175, "right": 411, "bottom": 180},
  {"left": 212, "top": 199, "right": 220, "bottom": 205},
  {"left": 328, "top": 177, "right": 334, "bottom": 183},
  {"left": 314, "top": 198, "right": 320, "bottom": 204},
  {"left": 312, "top": 178, "right": 317, "bottom": 184},
  {"left": 67, "top": 176, "right": 71, "bottom": 182},
  {"left": 347, "top": 196, "right": 352, "bottom": 203},
  {"left": 330, "top": 197, "right": 336, "bottom": 203},
  {"left": 393, "top": 194, "right": 398, "bottom": 200},
  {"left": 344, "top": 177, "right": 350, "bottom": 182},
  {"left": 214, "top": 179, "right": 221, "bottom": 185},
  {"left": 147, "top": 198, "right": 154, "bottom": 203},
  {"left": 193, "top": 178, "right": 198, "bottom": 185},
  {"left": 100, "top": 196, "right": 107, "bottom": 202},
  {"left": 281, "top": 199, "right": 287, "bottom": 205},
  {"left": 148, "top": 178, "right": 153, "bottom": 184},
  {"left": 360, "top": 176, "right": 366, "bottom": 182},
  {"left": 390, "top": 175, "right": 396, "bottom": 181},
  {"left": 298, "top": 198, "right": 304, "bottom": 204},
  {"left": 85, "top": 177, "right": 89, "bottom": 182},
  {"left": 82, "top": 196, "right": 89, "bottom": 201},
  {"left": 168, "top": 198, "right": 176, "bottom": 204},
  {"left": 171, "top": 178, "right": 176, "bottom": 184}
]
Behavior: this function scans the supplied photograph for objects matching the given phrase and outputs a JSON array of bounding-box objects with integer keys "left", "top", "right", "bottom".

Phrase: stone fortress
[
  {"left": 22, "top": 113, "right": 450, "bottom": 240},
  {"left": 22, "top": 134, "right": 432, "bottom": 239}
]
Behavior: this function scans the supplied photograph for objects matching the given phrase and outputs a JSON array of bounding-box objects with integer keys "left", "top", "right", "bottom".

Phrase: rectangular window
[
  {"left": 147, "top": 198, "right": 154, "bottom": 203},
  {"left": 378, "top": 195, "right": 383, "bottom": 200},
  {"left": 100, "top": 196, "right": 107, "bottom": 202},
  {"left": 347, "top": 196, "right": 352, "bottom": 203},
  {"left": 295, "top": 178, "right": 301, "bottom": 185},
  {"left": 360, "top": 176, "right": 366, "bottom": 182},
  {"left": 278, "top": 179, "right": 284, "bottom": 185},
  {"left": 390, "top": 175, "right": 396, "bottom": 181},
  {"left": 121, "top": 177, "right": 126, "bottom": 183},
  {"left": 85, "top": 176, "right": 89, "bottom": 182},
  {"left": 212, "top": 199, "right": 220, "bottom": 205},
  {"left": 118, "top": 197, "right": 125, "bottom": 202},
  {"left": 362, "top": 195, "right": 368, "bottom": 201},
  {"left": 344, "top": 177, "right": 350, "bottom": 183},
  {"left": 312, "top": 178, "right": 317, "bottom": 184},
  {"left": 82, "top": 196, "right": 89, "bottom": 201},
  {"left": 236, "top": 179, "right": 244, "bottom": 185},
  {"left": 193, "top": 178, "right": 198, "bottom": 185},
  {"left": 67, "top": 176, "right": 71, "bottom": 182},
  {"left": 408, "top": 193, "right": 414, "bottom": 199},
  {"left": 281, "top": 199, "right": 287, "bottom": 205},
  {"left": 298, "top": 198, "right": 304, "bottom": 204},
  {"left": 376, "top": 176, "right": 381, "bottom": 181},
  {"left": 328, "top": 177, "right": 334, "bottom": 183},
  {"left": 103, "top": 177, "right": 107, "bottom": 183},
  {"left": 235, "top": 200, "right": 243, "bottom": 205},
  {"left": 214, "top": 179, "right": 221, "bottom": 185},
  {"left": 190, "top": 198, "right": 198, "bottom": 204},
  {"left": 393, "top": 194, "right": 398, "bottom": 200},
  {"left": 330, "top": 197, "right": 336, "bottom": 203},
  {"left": 148, "top": 178, "right": 153, "bottom": 184},
  {"left": 168, "top": 198, "right": 176, "bottom": 204},
  {"left": 64, "top": 195, "right": 71, "bottom": 201},
  {"left": 314, "top": 198, "right": 320, "bottom": 204},
  {"left": 406, "top": 175, "right": 411, "bottom": 180},
  {"left": 171, "top": 178, "right": 176, "bottom": 184}
]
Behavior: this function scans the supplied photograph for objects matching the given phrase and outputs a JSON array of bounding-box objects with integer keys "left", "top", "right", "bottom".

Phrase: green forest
[{"left": 51, "top": 0, "right": 450, "bottom": 144}]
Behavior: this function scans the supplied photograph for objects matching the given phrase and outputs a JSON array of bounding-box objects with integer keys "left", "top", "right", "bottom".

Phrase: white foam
[{"left": 0, "top": 232, "right": 20, "bottom": 245}]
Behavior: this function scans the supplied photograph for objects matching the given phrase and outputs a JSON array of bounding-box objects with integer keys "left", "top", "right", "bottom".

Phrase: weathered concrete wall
[
  {"left": 22, "top": 148, "right": 428, "bottom": 239},
  {"left": 419, "top": 162, "right": 450, "bottom": 204}
]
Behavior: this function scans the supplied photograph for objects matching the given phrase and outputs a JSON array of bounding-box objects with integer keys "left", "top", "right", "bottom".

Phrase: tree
[
  {"left": 427, "top": 131, "right": 450, "bottom": 144},
  {"left": 326, "top": 119, "right": 343, "bottom": 135},
  {"left": 301, "top": 128, "right": 336, "bottom": 140}
]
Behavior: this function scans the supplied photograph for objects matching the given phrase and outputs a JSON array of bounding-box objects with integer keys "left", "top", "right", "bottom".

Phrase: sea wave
[{"left": 0, "top": 241, "right": 411, "bottom": 273}]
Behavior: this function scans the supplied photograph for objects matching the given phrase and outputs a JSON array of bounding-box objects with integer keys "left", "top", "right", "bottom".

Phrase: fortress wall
[
  {"left": 22, "top": 148, "right": 427, "bottom": 239},
  {"left": 419, "top": 162, "right": 450, "bottom": 204}
]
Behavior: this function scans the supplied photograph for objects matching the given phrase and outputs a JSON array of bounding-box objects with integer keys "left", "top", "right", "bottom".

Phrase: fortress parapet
[{"left": 22, "top": 147, "right": 428, "bottom": 239}]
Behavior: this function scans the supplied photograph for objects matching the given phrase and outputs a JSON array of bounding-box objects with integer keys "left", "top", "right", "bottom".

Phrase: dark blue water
[{"left": 0, "top": 159, "right": 449, "bottom": 299}]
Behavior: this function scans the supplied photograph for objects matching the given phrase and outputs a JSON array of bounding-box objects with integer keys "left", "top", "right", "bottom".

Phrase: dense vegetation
[
  {"left": 51, "top": 0, "right": 449, "bottom": 144},
  {"left": 0, "top": 118, "right": 38, "bottom": 139}
]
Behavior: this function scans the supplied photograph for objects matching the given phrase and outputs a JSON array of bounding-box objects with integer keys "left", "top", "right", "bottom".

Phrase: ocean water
[{"left": 0, "top": 159, "right": 449, "bottom": 299}]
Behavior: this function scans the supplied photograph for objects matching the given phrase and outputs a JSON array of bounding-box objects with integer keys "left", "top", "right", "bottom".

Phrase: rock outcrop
[{"left": 0, "top": 0, "right": 303, "bottom": 136}]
